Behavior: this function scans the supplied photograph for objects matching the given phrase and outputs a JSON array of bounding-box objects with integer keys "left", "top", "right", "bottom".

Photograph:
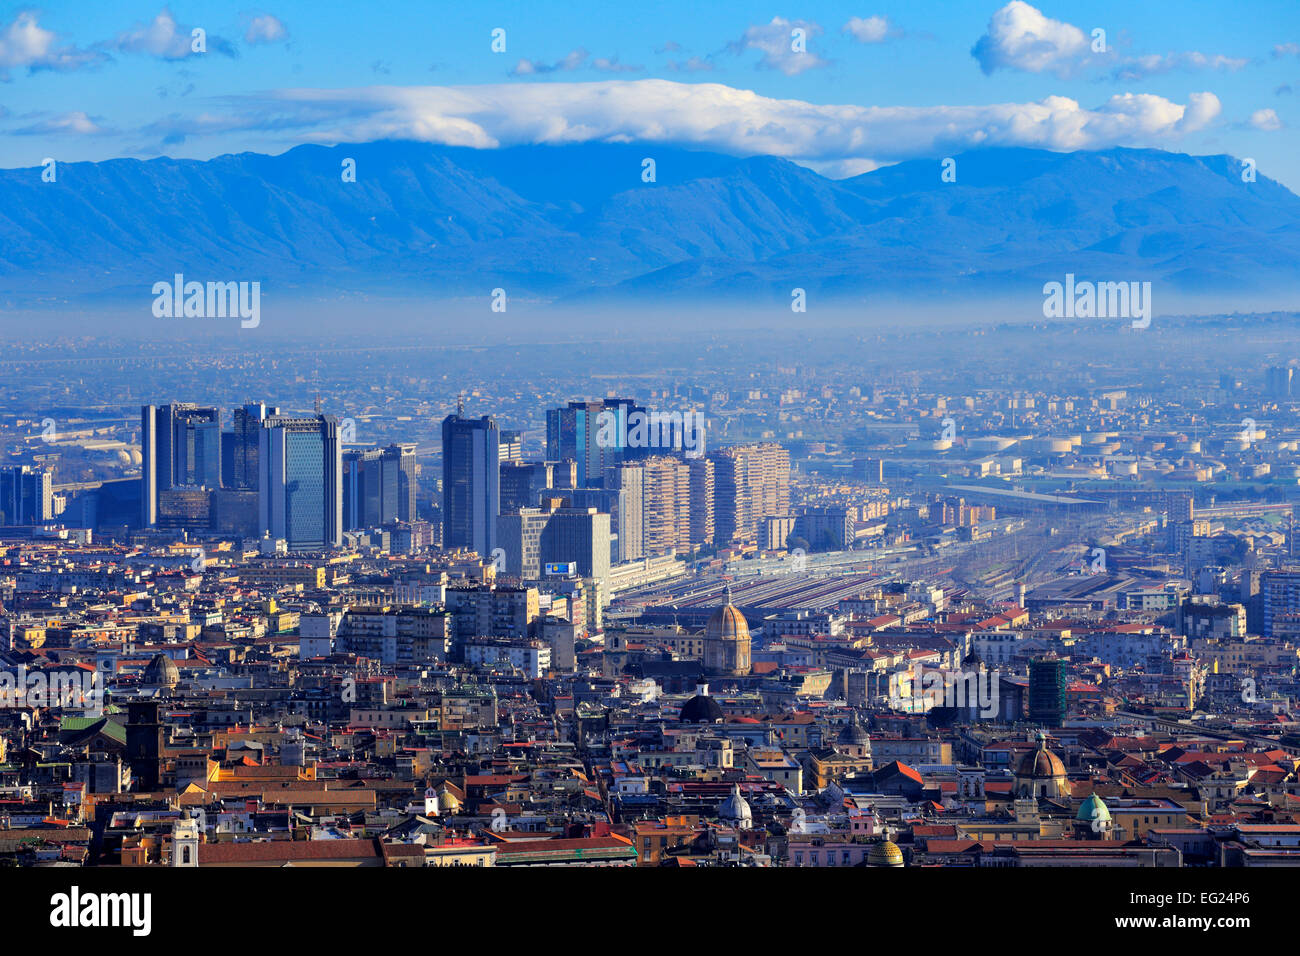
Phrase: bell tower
[
  {"left": 126, "top": 701, "right": 164, "bottom": 791},
  {"left": 171, "top": 811, "right": 200, "bottom": 867}
]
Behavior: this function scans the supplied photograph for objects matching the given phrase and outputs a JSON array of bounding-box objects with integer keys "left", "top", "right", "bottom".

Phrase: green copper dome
[{"left": 1077, "top": 793, "right": 1111, "bottom": 823}]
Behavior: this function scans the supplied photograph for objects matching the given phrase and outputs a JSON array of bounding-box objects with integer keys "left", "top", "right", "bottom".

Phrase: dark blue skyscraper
[
  {"left": 0, "top": 465, "right": 52, "bottom": 526},
  {"left": 343, "top": 443, "right": 417, "bottom": 530},
  {"left": 232, "top": 402, "right": 279, "bottom": 490},
  {"left": 442, "top": 411, "right": 499, "bottom": 558}
]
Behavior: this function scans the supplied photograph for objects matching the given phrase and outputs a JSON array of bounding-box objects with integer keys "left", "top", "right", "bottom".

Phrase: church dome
[
  {"left": 1016, "top": 746, "right": 1067, "bottom": 779},
  {"left": 1077, "top": 793, "right": 1111, "bottom": 823},
  {"left": 680, "top": 684, "right": 724, "bottom": 723},
  {"left": 705, "top": 602, "right": 750, "bottom": 645},
  {"left": 867, "top": 838, "right": 904, "bottom": 867},
  {"left": 835, "top": 714, "right": 871, "bottom": 750},
  {"left": 718, "top": 784, "right": 752, "bottom": 828},
  {"left": 437, "top": 786, "right": 460, "bottom": 813},
  {"left": 1013, "top": 732, "right": 1069, "bottom": 800},
  {"left": 142, "top": 653, "right": 179, "bottom": 689},
  {"left": 704, "top": 587, "right": 752, "bottom": 678}
]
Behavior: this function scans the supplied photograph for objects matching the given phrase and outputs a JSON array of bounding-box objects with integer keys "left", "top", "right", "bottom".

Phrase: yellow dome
[
  {"left": 704, "top": 587, "right": 752, "bottom": 677},
  {"left": 1015, "top": 734, "right": 1066, "bottom": 779},
  {"left": 706, "top": 602, "right": 750, "bottom": 645},
  {"left": 867, "top": 839, "right": 904, "bottom": 867}
]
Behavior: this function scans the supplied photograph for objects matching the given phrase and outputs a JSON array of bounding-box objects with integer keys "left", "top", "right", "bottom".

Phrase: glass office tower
[
  {"left": 442, "top": 413, "right": 499, "bottom": 558},
  {"left": 258, "top": 415, "right": 342, "bottom": 550}
]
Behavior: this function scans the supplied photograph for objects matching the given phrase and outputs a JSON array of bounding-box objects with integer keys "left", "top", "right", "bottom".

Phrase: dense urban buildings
[
  {"left": 4, "top": 3, "right": 1297, "bottom": 939},
  {"left": 3, "top": 277, "right": 1300, "bottom": 912},
  {"left": 0, "top": 323, "right": 1297, "bottom": 880}
]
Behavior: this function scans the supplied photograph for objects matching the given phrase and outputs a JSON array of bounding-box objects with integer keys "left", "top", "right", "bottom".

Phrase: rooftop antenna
[
  {"left": 314, "top": 393, "right": 322, "bottom": 415},
  {"left": 457, "top": 394, "right": 465, "bottom": 417}
]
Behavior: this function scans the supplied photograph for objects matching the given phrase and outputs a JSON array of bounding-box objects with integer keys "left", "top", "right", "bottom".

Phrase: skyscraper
[
  {"left": 496, "top": 507, "right": 552, "bottom": 578},
  {"left": 541, "top": 507, "right": 610, "bottom": 584},
  {"left": 1261, "top": 569, "right": 1300, "bottom": 638},
  {"left": 639, "top": 456, "right": 691, "bottom": 554},
  {"left": 604, "top": 462, "right": 643, "bottom": 563},
  {"left": 344, "top": 447, "right": 388, "bottom": 531},
  {"left": 140, "top": 405, "right": 158, "bottom": 527},
  {"left": 343, "top": 443, "right": 418, "bottom": 529},
  {"left": 391, "top": 442, "right": 417, "bottom": 522},
  {"left": 442, "top": 412, "right": 500, "bottom": 558},
  {"left": 500, "top": 461, "right": 555, "bottom": 512},
  {"left": 711, "top": 443, "right": 790, "bottom": 545},
  {"left": 546, "top": 399, "right": 642, "bottom": 487},
  {"left": 220, "top": 431, "right": 237, "bottom": 488},
  {"left": 562, "top": 487, "right": 626, "bottom": 566},
  {"left": 140, "top": 403, "right": 222, "bottom": 527},
  {"left": 688, "top": 457, "right": 715, "bottom": 547},
  {"left": 258, "top": 414, "right": 342, "bottom": 550},
  {"left": 0, "top": 465, "right": 52, "bottom": 526},
  {"left": 499, "top": 430, "right": 523, "bottom": 464},
  {"left": 231, "top": 402, "right": 279, "bottom": 491},
  {"left": 1265, "top": 366, "right": 1294, "bottom": 400},
  {"left": 169, "top": 404, "right": 221, "bottom": 489}
]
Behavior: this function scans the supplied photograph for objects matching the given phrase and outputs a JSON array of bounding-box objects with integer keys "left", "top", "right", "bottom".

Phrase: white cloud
[
  {"left": 512, "top": 49, "right": 641, "bottom": 76},
  {"left": 112, "top": 8, "right": 234, "bottom": 60},
  {"left": 795, "top": 157, "right": 887, "bottom": 178},
  {"left": 842, "top": 16, "right": 893, "bottom": 44},
  {"left": 0, "top": 10, "right": 104, "bottom": 78},
  {"left": 1273, "top": 42, "right": 1300, "bottom": 58},
  {"left": 13, "top": 110, "right": 111, "bottom": 135},
  {"left": 1114, "top": 51, "right": 1248, "bottom": 81},
  {"left": 667, "top": 56, "right": 713, "bottom": 73},
  {"left": 220, "top": 80, "right": 1221, "bottom": 170},
  {"left": 245, "top": 14, "right": 287, "bottom": 45},
  {"left": 1249, "top": 108, "right": 1282, "bottom": 131},
  {"left": 512, "top": 49, "right": 589, "bottom": 76},
  {"left": 730, "top": 17, "right": 828, "bottom": 75},
  {"left": 972, "top": 1, "right": 1091, "bottom": 77},
  {"left": 974, "top": 2, "right": 1249, "bottom": 82},
  {"left": 592, "top": 56, "right": 642, "bottom": 73}
]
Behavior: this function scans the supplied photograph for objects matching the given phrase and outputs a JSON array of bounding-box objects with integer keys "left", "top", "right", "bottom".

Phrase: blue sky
[{"left": 2, "top": 0, "right": 1298, "bottom": 185}]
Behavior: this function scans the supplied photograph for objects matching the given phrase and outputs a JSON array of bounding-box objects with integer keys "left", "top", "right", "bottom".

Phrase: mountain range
[{"left": 1, "top": 140, "right": 1297, "bottom": 309}]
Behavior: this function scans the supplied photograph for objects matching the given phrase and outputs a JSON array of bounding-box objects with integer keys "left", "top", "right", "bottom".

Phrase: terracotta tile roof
[
  {"left": 198, "top": 838, "right": 381, "bottom": 864},
  {"left": 494, "top": 835, "right": 632, "bottom": 856}
]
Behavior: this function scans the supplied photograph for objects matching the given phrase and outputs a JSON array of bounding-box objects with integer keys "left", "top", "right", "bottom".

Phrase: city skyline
[{"left": 3, "top": 0, "right": 1297, "bottom": 930}]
